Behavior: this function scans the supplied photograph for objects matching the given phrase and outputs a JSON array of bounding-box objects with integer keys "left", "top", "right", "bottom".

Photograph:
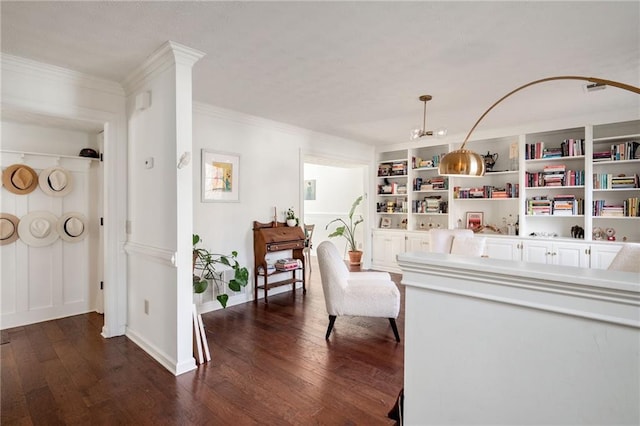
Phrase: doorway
[{"left": 302, "top": 155, "right": 369, "bottom": 267}]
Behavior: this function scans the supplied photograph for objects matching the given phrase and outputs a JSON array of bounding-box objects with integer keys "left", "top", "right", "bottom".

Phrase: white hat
[
  {"left": 57, "top": 212, "right": 88, "bottom": 243},
  {"left": 17, "top": 211, "right": 59, "bottom": 247},
  {"left": 0, "top": 213, "right": 20, "bottom": 245},
  {"left": 39, "top": 167, "right": 73, "bottom": 197}
]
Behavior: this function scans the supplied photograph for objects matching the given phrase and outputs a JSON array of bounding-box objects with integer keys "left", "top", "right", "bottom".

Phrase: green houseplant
[
  {"left": 192, "top": 234, "right": 249, "bottom": 308},
  {"left": 285, "top": 207, "right": 299, "bottom": 227},
  {"left": 326, "top": 195, "right": 364, "bottom": 265}
]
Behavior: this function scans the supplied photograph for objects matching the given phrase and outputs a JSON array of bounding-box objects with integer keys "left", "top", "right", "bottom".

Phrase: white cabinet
[
  {"left": 522, "top": 240, "right": 589, "bottom": 267},
  {"left": 405, "top": 231, "right": 430, "bottom": 253},
  {"left": 589, "top": 243, "right": 623, "bottom": 270},
  {"left": 371, "top": 230, "right": 406, "bottom": 272},
  {"left": 484, "top": 237, "right": 522, "bottom": 261}
]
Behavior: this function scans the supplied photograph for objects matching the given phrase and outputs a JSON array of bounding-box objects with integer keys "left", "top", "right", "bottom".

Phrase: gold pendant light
[{"left": 438, "top": 76, "right": 640, "bottom": 177}]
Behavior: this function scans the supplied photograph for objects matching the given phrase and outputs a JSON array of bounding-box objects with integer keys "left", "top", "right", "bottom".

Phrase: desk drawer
[{"left": 267, "top": 241, "right": 304, "bottom": 251}]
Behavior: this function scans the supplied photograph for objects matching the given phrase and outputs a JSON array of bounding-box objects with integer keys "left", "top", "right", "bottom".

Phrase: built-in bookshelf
[
  {"left": 374, "top": 119, "right": 640, "bottom": 242},
  {"left": 376, "top": 151, "right": 409, "bottom": 229}
]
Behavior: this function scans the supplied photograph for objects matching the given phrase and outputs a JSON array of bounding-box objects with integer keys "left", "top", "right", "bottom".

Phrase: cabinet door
[
  {"left": 522, "top": 240, "right": 552, "bottom": 264},
  {"left": 590, "top": 244, "right": 622, "bottom": 270},
  {"left": 484, "top": 238, "right": 521, "bottom": 261},
  {"left": 371, "top": 231, "right": 406, "bottom": 270},
  {"left": 406, "top": 233, "right": 430, "bottom": 253},
  {"left": 554, "top": 242, "right": 589, "bottom": 268}
]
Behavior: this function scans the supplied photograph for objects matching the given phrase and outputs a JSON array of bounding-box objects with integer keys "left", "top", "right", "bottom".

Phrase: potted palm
[
  {"left": 326, "top": 195, "right": 364, "bottom": 265},
  {"left": 192, "top": 234, "right": 249, "bottom": 308}
]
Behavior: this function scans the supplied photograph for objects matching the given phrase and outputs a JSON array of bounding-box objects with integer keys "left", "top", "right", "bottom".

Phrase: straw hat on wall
[
  {"left": 0, "top": 213, "right": 20, "bottom": 245},
  {"left": 2, "top": 164, "right": 39, "bottom": 195},
  {"left": 39, "top": 166, "right": 74, "bottom": 197}
]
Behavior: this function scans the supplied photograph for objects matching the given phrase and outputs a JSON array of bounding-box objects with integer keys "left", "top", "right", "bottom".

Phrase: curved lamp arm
[{"left": 459, "top": 76, "right": 640, "bottom": 150}]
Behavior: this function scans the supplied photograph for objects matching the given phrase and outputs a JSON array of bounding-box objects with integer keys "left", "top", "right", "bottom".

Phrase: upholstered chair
[
  {"left": 429, "top": 228, "right": 486, "bottom": 256},
  {"left": 316, "top": 241, "right": 401, "bottom": 341},
  {"left": 607, "top": 244, "right": 640, "bottom": 273}
]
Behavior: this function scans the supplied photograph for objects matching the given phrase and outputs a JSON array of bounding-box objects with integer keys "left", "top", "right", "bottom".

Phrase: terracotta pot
[{"left": 348, "top": 250, "right": 363, "bottom": 266}]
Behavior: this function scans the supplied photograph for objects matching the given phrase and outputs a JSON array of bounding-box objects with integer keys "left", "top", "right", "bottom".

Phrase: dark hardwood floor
[{"left": 1, "top": 263, "right": 404, "bottom": 425}]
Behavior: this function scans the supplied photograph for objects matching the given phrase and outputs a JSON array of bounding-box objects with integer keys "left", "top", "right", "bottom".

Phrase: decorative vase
[
  {"left": 348, "top": 250, "right": 363, "bottom": 266},
  {"left": 286, "top": 219, "right": 297, "bottom": 227}
]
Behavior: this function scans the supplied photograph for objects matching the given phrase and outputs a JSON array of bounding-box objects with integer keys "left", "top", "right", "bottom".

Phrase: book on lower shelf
[{"left": 274, "top": 258, "right": 302, "bottom": 271}]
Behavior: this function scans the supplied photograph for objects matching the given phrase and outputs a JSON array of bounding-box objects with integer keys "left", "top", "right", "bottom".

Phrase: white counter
[{"left": 398, "top": 251, "right": 640, "bottom": 425}]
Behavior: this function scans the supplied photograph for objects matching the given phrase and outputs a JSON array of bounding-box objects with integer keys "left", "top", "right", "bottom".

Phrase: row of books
[
  {"left": 413, "top": 177, "right": 448, "bottom": 191},
  {"left": 525, "top": 139, "right": 584, "bottom": 160},
  {"left": 526, "top": 195, "right": 584, "bottom": 216},
  {"left": 453, "top": 183, "right": 519, "bottom": 199},
  {"left": 412, "top": 197, "right": 448, "bottom": 214},
  {"left": 378, "top": 181, "right": 407, "bottom": 195},
  {"left": 525, "top": 166, "right": 584, "bottom": 187},
  {"left": 378, "top": 161, "right": 408, "bottom": 177},
  {"left": 593, "top": 141, "right": 639, "bottom": 162},
  {"left": 376, "top": 200, "right": 408, "bottom": 213},
  {"left": 412, "top": 154, "right": 445, "bottom": 169},
  {"left": 593, "top": 173, "right": 639, "bottom": 189},
  {"left": 593, "top": 198, "right": 640, "bottom": 217}
]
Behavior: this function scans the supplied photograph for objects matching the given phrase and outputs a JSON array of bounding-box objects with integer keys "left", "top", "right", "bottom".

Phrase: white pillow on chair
[{"left": 451, "top": 236, "right": 486, "bottom": 257}]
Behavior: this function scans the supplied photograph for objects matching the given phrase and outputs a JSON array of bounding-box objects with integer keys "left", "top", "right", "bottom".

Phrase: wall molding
[
  {"left": 1, "top": 53, "right": 124, "bottom": 96},
  {"left": 123, "top": 241, "right": 177, "bottom": 267},
  {"left": 126, "top": 327, "right": 196, "bottom": 376},
  {"left": 193, "top": 101, "right": 372, "bottom": 152},
  {"left": 122, "top": 41, "right": 205, "bottom": 95}
]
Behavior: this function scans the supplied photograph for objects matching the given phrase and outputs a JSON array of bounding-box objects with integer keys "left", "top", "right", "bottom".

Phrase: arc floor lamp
[{"left": 438, "top": 75, "right": 640, "bottom": 177}]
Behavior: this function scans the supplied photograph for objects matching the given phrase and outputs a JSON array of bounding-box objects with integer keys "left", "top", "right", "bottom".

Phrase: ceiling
[{"left": 1, "top": 1, "right": 639, "bottom": 145}]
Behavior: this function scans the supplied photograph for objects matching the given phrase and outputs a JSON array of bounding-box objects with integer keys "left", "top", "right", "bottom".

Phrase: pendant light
[
  {"left": 410, "top": 95, "right": 447, "bottom": 140},
  {"left": 438, "top": 76, "right": 640, "bottom": 177}
]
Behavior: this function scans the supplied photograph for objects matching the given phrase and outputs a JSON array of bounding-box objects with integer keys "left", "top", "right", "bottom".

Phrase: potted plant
[
  {"left": 285, "top": 207, "right": 299, "bottom": 227},
  {"left": 326, "top": 195, "right": 364, "bottom": 265},
  {"left": 192, "top": 234, "right": 249, "bottom": 308}
]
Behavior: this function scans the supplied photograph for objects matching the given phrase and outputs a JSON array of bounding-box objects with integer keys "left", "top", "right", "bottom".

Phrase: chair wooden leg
[
  {"left": 389, "top": 318, "right": 400, "bottom": 342},
  {"left": 325, "top": 315, "right": 337, "bottom": 340}
]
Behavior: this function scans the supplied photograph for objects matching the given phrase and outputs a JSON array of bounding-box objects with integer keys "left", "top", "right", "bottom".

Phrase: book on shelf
[
  {"left": 593, "top": 173, "right": 639, "bottom": 189},
  {"left": 275, "top": 258, "right": 301, "bottom": 271},
  {"left": 525, "top": 139, "right": 584, "bottom": 160},
  {"left": 593, "top": 198, "right": 640, "bottom": 217}
]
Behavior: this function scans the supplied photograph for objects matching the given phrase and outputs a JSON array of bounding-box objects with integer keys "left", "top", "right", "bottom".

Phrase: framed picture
[
  {"left": 201, "top": 150, "right": 240, "bottom": 202},
  {"left": 304, "top": 179, "right": 316, "bottom": 200},
  {"left": 465, "top": 211, "right": 484, "bottom": 230},
  {"left": 380, "top": 217, "right": 392, "bottom": 229}
]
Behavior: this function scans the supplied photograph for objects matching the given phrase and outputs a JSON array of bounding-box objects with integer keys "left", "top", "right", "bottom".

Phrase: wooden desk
[{"left": 253, "top": 221, "right": 306, "bottom": 304}]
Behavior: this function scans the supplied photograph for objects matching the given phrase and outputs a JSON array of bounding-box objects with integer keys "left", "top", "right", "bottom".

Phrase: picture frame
[
  {"left": 304, "top": 179, "right": 316, "bottom": 200},
  {"left": 465, "top": 211, "right": 484, "bottom": 230},
  {"left": 201, "top": 150, "right": 240, "bottom": 202},
  {"left": 380, "top": 217, "right": 392, "bottom": 229}
]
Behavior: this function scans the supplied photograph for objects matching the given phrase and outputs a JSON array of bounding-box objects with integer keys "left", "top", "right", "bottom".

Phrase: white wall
[
  {"left": 192, "top": 103, "right": 374, "bottom": 310},
  {"left": 303, "top": 163, "right": 366, "bottom": 257}
]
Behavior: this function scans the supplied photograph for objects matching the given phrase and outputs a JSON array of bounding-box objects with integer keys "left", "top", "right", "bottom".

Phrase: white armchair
[
  {"left": 429, "top": 228, "right": 486, "bottom": 256},
  {"left": 317, "top": 241, "right": 401, "bottom": 341}
]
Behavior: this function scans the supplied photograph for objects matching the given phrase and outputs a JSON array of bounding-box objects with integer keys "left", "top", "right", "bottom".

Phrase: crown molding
[
  {"left": 193, "top": 101, "right": 372, "bottom": 153},
  {"left": 122, "top": 41, "right": 205, "bottom": 95},
  {"left": 1, "top": 53, "right": 124, "bottom": 96}
]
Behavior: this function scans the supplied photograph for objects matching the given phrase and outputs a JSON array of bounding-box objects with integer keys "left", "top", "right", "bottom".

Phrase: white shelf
[
  {"left": 593, "top": 133, "right": 640, "bottom": 143},
  {"left": 378, "top": 193, "right": 408, "bottom": 197},
  {"left": 454, "top": 198, "right": 518, "bottom": 201},
  {"left": 593, "top": 188, "right": 640, "bottom": 192},
  {"left": 592, "top": 216, "right": 640, "bottom": 220},
  {"left": 456, "top": 170, "right": 518, "bottom": 177},
  {"left": 526, "top": 215, "right": 585, "bottom": 218},
  {"left": 413, "top": 212, "right": 448, "bottom": 216},
  {"left": 592, "top": 159, "right": 640, "bottom": 166},
  {"left": 525, "top": 156, "right": 585, "bottom": 163},
  {"left": 525, "top": 185, "right": 585, "bottom": 190},
  {"left": 413, "top": 189, "right": 448, "bottom": 194},
  {"left": 412, "top": 167, "right": 439, "bottom": 172},
  {"left": 377, "top": 212, "right": 407, "bottom": 215},
  {"left": 377, "top": 174, "right": 408, "bottom": 179}
]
